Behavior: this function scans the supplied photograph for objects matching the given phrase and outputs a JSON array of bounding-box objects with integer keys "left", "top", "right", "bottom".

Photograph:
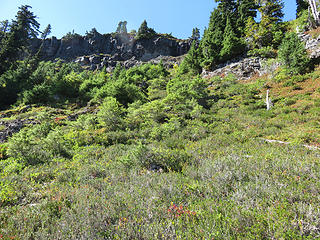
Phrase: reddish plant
[{"left": 167, "top": 203, "right": 196, "bottom": 218}]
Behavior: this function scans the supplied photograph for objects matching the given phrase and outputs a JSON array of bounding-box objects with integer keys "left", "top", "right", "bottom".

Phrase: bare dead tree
[
  {"left": 308, "top": 0, "right": 320, "bottom": 27},
  {"left": 266, "top": 90, "right": 273, "bottom": 110}
]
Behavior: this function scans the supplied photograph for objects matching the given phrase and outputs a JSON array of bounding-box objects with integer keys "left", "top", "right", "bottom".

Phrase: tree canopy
[{"left": 0, "top": 5, "right": 40, "bottom": 75}]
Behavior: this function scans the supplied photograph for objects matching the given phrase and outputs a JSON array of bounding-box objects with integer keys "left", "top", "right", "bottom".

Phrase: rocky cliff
[{"left": 30, "top": 32, "right": 191, "bottom": 70}]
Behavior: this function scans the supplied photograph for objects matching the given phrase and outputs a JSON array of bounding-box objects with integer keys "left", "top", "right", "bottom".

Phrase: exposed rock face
[
  {"left": 299, "top": 32, "right": 320, "bottom": 59},
  {"left": 202, "top": 57, "right": 280, "bottom": 80},
  {"left": 30, "top": 32, "right": 191, "bottom": 69},
  {"left": 74, "top": 54, "right": 185, "bottom": 72}
]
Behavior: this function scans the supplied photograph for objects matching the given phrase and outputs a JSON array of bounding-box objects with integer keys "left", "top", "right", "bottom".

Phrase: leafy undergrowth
[{"left": 1, "top": 62, "right": 320, "bottom": 239}]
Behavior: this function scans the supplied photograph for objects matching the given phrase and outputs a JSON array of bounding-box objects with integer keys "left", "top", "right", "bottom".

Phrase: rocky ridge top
[{"left": 30, "top": 32, "right": 191, "bottom": 71}]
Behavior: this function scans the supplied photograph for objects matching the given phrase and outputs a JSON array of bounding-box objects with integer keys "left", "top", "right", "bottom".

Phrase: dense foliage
[
  {"left": 296, "top": 0, "right": 309, "bottom": 17},
  {"left": 0, "top": 5, "right": 40, "bottom": 75},
  {"left": 278, "top": 32, "right": 311, "bottom": 74},
  {"left": 183, "top": 0, "right": 285, "bottom": 73}
]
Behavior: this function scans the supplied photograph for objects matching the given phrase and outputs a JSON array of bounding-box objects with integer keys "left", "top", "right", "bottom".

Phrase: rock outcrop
[
  {"left": 202, "top": 57, "right": 281, "bottom": 80},
  {"left": 299, "top": 32, "right": 320, "bottom": 59},
  {"left": 30, "top": 32, "right": 191, "bottom": 70},
  {"left": 74, "top": 54, "right": 185, "bottom": 71},
  {"left": 0, "top": 118, "right": 39, "bottom": 143}
]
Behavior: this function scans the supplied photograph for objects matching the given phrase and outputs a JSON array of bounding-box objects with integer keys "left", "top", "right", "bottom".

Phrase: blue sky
[{"left": 1, "top": 0, "right": 296, "bottom": 39}]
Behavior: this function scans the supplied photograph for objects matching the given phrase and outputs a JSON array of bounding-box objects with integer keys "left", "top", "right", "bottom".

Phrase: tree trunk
[{"left": 308, "top": 0, "right": 320, "bottom": 26}]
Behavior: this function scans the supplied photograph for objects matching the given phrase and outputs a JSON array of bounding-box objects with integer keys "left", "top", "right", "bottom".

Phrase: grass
[
  {"left": 1, "top": 139, "right": 320, "bottom": 239},
  {"left": 1, "top": 64, "right": 320, "bottom": 239}
]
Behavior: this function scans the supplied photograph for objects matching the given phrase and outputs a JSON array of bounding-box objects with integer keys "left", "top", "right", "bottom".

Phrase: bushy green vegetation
[
  {"left": 278, "top": 32, "right": 311, "bottom": 74},
  {"left": 1, "top": 59, "right": 320, "bottom": 238},
  {"left": 181, "top": 0, "right": 287, "bottom": 73},
  {"left": 1, "top": 1, "right": 320, "bottom": 239}
]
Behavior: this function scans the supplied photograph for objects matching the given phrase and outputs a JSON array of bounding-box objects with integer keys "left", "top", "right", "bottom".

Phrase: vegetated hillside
[{"left": 1, "top": 2, "right": 320, "bottom": 239}]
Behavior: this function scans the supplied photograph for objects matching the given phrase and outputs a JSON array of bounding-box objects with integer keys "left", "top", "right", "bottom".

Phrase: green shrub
[
  {"left": 278, "top": 32, "right": 311, "bottom": 75},
  {"left": 0, "top": 61, "right": 33, "bottom": 107},
  {"left": 6, "top": 127, "right": 50, "bottom": 165},
  {"left": 6, "top": 122, "right": 71, "bottom": 166},
  {"left": 121, "top": 143, "right": 191, "bottom": 172},
  {"left": 97, "top": 97, "right": 124, "bottom": 131},
  {"left": 0, "top": 143, "right": 8, "bottom": 159},
  {"left": 248, "top": 46, "right": 277, "bottom": 58},
  {"left": 20, "top": 83, "right": 53, "bottom": 104}
]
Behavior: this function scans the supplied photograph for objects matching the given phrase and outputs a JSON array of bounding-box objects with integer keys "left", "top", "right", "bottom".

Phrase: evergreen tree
[
  {"left": 0, "top": 5, "right": 40, "bottom": 75},
  {"left": 33, "top": 24, "right": 52, "bottom": 63},
  {"left": 179, "top": 41, "right": 202, "bottom": 75},
  {"left": 41, "top": 24, "right": 51, "bottom": 40},
  {"left": 121, "top": 21, "right": 128, "bottom": 34},
  {"left": 199, "top": 0, "right": 253, "bottom": 69},
  {"left": 0, "top": 20, "right": 9, "bottom": 44},
  {"left": 237, "top": 0, "right": 258, "bottom": 35},
  {"left": 296, "top": 0, "right": 309, "bottom": 17},
  {"left": 13, "top": 5, "right": 40, "bottom": 39},
  {"left": 216, "top": 0, "right": 237, "bottom": 16},
  {"left": 259, "top": 0, "right": 284, "bottom": 23},
  {"left": 116, "top": 22, "right": 122, "bottom": 33},
  {"left": 256, "top": 0, "right": 284, "bottom": 48},
  {"left": 244, "top": 16, "right": 259, "bottom": 49},
  {"left": 116, "top": 21, "right": 128, "bottom": 34},
  {"left": 278, "top": 32, "right": 310, "bottom": 74},
  {"left": 199, "top": 9, "right": 225, "bottom": 69},
  {"left": 220, "top": 16, "right": 245, "bottom": 61},
  {"left": 0, "top": 20, "right": 9, "bottom": 38},
  {"left": 136, "top": 20, "right": 156, "bottom": 39},
  {"left": 190, "top": 28, "right": 200, "bottom": 41}
]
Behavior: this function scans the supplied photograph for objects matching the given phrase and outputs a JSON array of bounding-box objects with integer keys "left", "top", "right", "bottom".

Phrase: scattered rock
[
  {"left": 0, "top": 119, "right": 39, "bottom": 143},
  {"left": 89, "top": 55, "right": 101, "bottom": 64}
]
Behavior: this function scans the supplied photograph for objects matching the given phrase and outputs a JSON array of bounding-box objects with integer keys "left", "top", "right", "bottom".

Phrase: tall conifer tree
[
  {"left": 296, "top": 0, "right": 309, "bottom": 17},
  {"left": 199, "top": 0, "right": 257, "bottom": 69},
  {"left": 220, "top": 16, "right": 245, "bottom": 61},
  {"left": 237, "top": 0, "right": 258, "bottom": 35},
  {"left": 0, "top": 5, "right": 40, "bottom": 75},
  {"left": 179, "top": 41, "right": 202, "bottom": 75},
  {"left": 199, "top": 8, "right": 224, "bottom": 69},
  {"left": 256, "top": 0, "right": 284, "bottom": 47}
]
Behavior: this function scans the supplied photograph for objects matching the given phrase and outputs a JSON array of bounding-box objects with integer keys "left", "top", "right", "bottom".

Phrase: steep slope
[
  {"left": 30, "top": 32, "right": 191, "bottom": 70},
  {"left": 1, "top": 60, "right": 320, "bottom": 238}
]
